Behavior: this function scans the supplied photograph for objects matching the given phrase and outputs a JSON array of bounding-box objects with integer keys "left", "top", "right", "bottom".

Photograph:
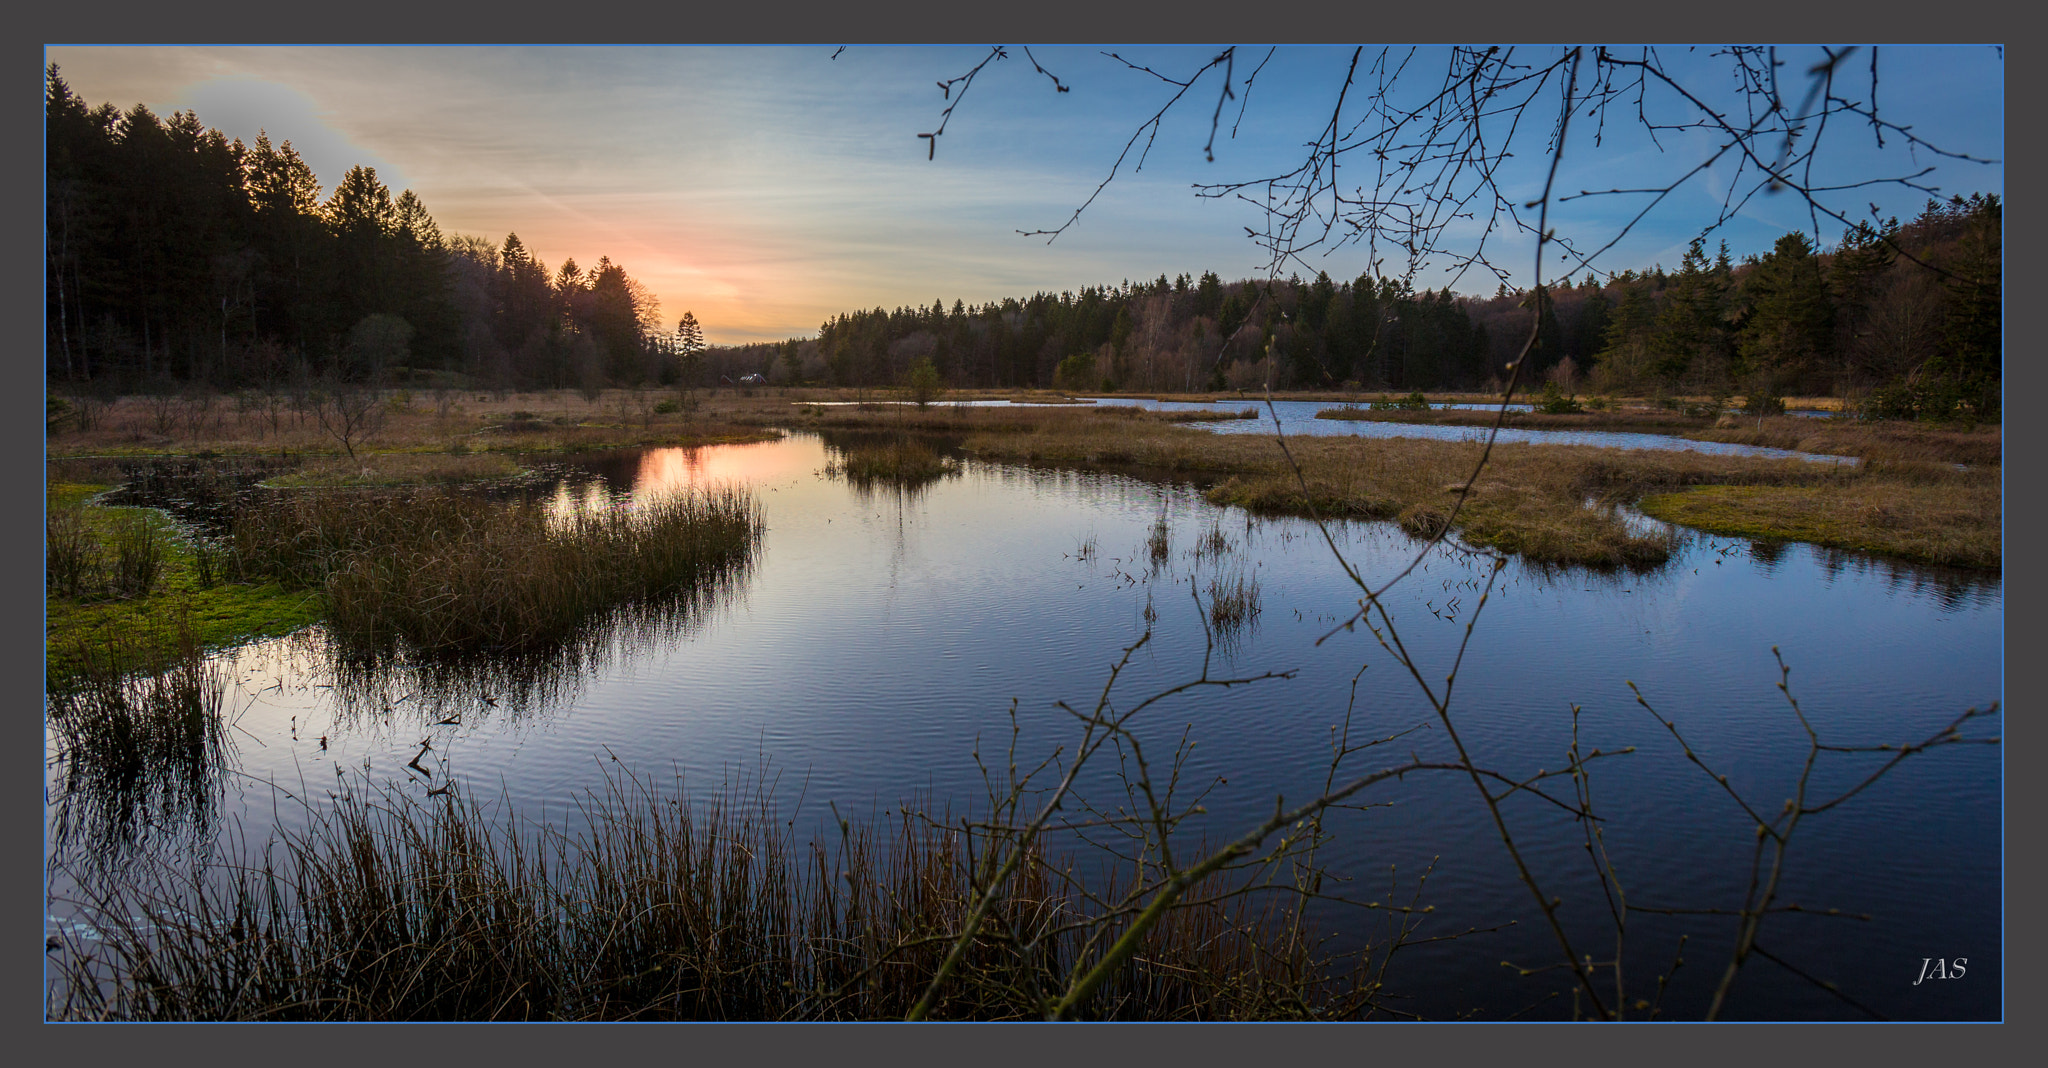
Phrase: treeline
[
  {"left": 46, "top": 65, "right": 1997, "bottom": 419},
  {"left": 784, "top": 193, "right": 1996, "bottom": 418},
  {"left": 45, "top": 66, "right": 677, "bottom": 394}
]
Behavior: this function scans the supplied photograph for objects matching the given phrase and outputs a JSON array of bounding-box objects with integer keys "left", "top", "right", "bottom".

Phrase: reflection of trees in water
[{"left": 1809, "top": 545, "right": 2001, "bottom": 611}]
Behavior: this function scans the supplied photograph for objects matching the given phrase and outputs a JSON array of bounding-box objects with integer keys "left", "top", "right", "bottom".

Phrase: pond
[
  {"left": 1086, "top": 397, "right": 1858, "bottom": 463},
  {"left": 45, "top": 431, "right": 1999, "bottom": 1021},
  {"left": 809, "top": 398, "right": 1855, "bottom": 463}
]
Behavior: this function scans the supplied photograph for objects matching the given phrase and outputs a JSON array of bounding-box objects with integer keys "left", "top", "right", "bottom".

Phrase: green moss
[
  {"left": 48, "top": 481, "right": 113, "bottom": 509},
  {"left": 47, "top": 581, "right": 324, "bottom": 683},
  {"left": 46, "top": 494, "right": 325, "bottom": 685}
]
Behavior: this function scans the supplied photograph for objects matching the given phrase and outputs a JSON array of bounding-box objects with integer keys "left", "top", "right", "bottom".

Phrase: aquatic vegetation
[
  {"left": 46, "top": 769, "right": 1384, "bottom": 1021},
  {"left": 231, "top": 486, "right": 762, "bottom": 657},
  {"left": 46, "top": 621, "right": 232, "bottom": 856},
  {"left": 825, "top": 439, "right": 961, "bottom": 487}
]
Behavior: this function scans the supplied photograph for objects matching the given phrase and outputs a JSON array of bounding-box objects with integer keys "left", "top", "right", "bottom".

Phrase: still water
[{"left": 46, "top": 432, "right": 1999, "bottom": 1020}]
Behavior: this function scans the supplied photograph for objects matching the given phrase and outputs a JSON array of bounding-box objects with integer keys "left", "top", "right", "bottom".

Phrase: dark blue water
[{"left": 45, "top": 432, "right": 2000, "bottom": 1020}]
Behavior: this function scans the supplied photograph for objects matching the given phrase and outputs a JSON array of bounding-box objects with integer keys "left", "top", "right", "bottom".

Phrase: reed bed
[
  {"left": 264, "top": 451, "right": 523, "bottom": 488},
  {"left": 47, "top": 771, "right": 1378, "bottom": 1021},
  {"left": 825, "top": 439, "right": 962, "bottom": 486},
  {"left": 45, "top": 387, "right": 779, "bottom": 459},
  {"left": 794, "top": 402, "right": 1248, "bottom": 435},
  {"left": 47, "top": 504, "right": 172, "bottom": 601},
  {"left": 229, "top": 486, "right": 761, "bottom": 656},
  {"left": 46, "top": 621, "right": 232, "bottom": 854}
]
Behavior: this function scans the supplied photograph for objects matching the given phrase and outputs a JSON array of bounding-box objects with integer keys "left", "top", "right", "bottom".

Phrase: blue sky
[{"left": 46, "top": 45, "right": 2003, "bottom": 346}]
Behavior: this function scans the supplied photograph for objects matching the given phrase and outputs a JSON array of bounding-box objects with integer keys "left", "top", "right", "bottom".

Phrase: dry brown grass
[
  {"left": 44, "top": 387, "right": 783, "bottom": 458},
  {"left": 48, "top": 768, "right": 1382, "bottom": 1021},
  {"left": 1638, "top": 462, "right": 2001, "bottom": 570},
  {"left": 1322, "top": 406, "right": 1718, "bottom": 433},
  {"left": 1318, "top": 407, "right": 2000, "bottom": 466},
  {"left": 958, "top": 420, "right": 1999, "bottom": 570},
  {"left": 1687, "top": 417, "right": 2001, "bottom": 466},
  {"left": 265, "top": 451, "right": 524, "bottom": 487}
]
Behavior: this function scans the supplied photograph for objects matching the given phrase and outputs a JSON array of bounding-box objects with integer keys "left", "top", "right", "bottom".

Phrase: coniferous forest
[{"left": 46, "top": 65, "right": 1999, "bottom": 421}]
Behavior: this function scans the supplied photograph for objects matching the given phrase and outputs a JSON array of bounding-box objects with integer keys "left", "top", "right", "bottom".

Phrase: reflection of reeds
[
  {"left": 826, "top": 440, "right": 961, "bottom": 488},
  {"left": 47, "top": 769, "right": 1367, "bottom": 1021},
  {"left": 1193, "top": 520, "right": 1233, "bottom": 561},
  {"left": 47, "top": 622, "right": 231, "bottom": 855},
  {"left": 1146, "top": 515, "right": 1171, "bottom": 568},
  {"left": 231, "top": 486, "right": 760, "bottom": 658}
]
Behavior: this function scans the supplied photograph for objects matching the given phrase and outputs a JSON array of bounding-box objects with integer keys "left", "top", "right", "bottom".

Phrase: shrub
[{"left": 1535, "top": 381, "right": 1583, "bottom": 414}]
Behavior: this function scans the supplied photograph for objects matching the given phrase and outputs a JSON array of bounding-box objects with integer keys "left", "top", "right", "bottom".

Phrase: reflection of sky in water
[{"left": 47, "top": 432, "right": 2000, "bottom": 1021}]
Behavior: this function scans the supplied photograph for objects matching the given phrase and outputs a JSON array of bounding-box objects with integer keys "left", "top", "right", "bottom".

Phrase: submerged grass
[
  {"left": 48, "top": 771, "right": 1378, "bottom": 1021},
  {"left": 231, "top": 487, "right": 762, "bottom": 656}
]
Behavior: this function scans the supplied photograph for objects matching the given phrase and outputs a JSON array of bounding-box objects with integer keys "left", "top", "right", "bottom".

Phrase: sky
[{"left": 45, "top": 45, "right": 2004, "bottom": 347}]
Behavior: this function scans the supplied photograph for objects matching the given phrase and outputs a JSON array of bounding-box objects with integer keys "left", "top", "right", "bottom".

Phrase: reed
[
  {"left": 46, "top": 770, "right": 1377, "bottom": 1021},
  {"left": 46, "top": 620, "right": 231, "bottom": 853},
  {"left": 230, "top": 487, "right": 761, "bottom": 656},
  {"left": 1205, "top": 565, "right": 1262, "bottom": 632},
  {"left": 825, "top": 439, "right": 961, "bottom": 485},
  {"left": 107, "top": 511, "right": 167, "bottom": 598}
]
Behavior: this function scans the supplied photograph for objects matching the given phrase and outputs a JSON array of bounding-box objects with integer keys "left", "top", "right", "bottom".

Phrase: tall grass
[
  {"left": 47, "top": 504, "right": 95, "bottom": 598},
  {"left": 47, "top": 770, "right": 1379, "bottom": 1021},
  {"left": 46, "top": 621, "right": 231, "bottom": 855},
  {"left": 107, "top": 511, "right": 166, "bottom": 598},
  {"left": 230, "top": 487, "right": 761, "bottom": 656},
  {"left": 825, "top": 439, "right": 961, "bottom": 487}
]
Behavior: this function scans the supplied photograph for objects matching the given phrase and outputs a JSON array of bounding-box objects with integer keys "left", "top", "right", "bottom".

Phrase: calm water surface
[{"left": 46, "top": 432, "right": 1999, "bottom": 1020}]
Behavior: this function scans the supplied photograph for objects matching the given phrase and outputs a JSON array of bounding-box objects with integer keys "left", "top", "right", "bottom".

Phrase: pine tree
[
  {"left": 1737, "top": 231, "right": 1834, "bottom": 400},
  {"left": 674, "top": 311, "right": 706, "bottom": 393}
]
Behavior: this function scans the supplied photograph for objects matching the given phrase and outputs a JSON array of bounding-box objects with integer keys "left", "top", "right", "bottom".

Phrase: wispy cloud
[{"left": 47, "top": 45, "right": 2003, "bottom": 344}]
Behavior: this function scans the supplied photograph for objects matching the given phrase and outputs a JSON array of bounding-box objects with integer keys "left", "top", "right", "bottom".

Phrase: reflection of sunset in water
[{"left": 634, "top": 442, "right": 803, "bottom": 498}]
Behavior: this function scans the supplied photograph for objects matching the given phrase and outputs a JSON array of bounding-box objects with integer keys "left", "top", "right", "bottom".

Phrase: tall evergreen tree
[{"left": 1737, "top": 231, "right": 1834, "bottom": 397}]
